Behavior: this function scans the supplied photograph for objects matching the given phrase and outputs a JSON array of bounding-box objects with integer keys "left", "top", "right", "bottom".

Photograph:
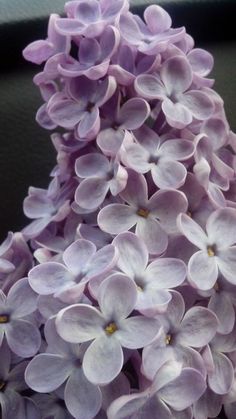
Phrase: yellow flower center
[
  {"left": 136, "top": 285, "right": 143, "bottom": 292},
  {"left": 165, "top": 334, "right": 172, "bottom": 345},
  {"left": 105, "top": 322, "right": 117, "bottom": 335},
  {"left": 207, "top": 246, "right": 215, "bottom": 257},
  {"left": 0, "top": 315, "right": 9, "bottom": 324},
  {"left": 137, "top": 208, "right": 149, "bottom": 218}
]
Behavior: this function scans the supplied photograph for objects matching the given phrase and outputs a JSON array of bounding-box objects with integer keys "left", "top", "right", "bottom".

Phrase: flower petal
[
  {"left": 75, "top": 153, "right": 110, "bottom": 178},
  {"left": 217, "top": 247, "right": 236, "bottom": 285},
  {"left": 151, "top": 160, "right": 187, "bottom": 189},
  {"left": 161, "top": 56, "right": 192, "bottom": 95},
  {"left": 63, "top": 239, "right": 96, "bottom": 277},
  {"left": 6, "top": 319, "right": 41, "bottom": 357},
  {"left": 208, "top": 351, "right": 234, "bottom": 395},
  {"left": 28, "top": 262, "right": 75, "bottom": 295},
  {"left": 188, "top": 250, "right": 218, "bottom": 290},
  {"left": 98, "top": 274, "right": 137, "bottom": 321},
  {"left": 25, "top": 354, "right": 72, "bottom": 392},
  {"left": 177, "top": 213, "right": 207, "bottom": 249},
  {"left": 75, "top": 178, "right": 109, "bottom": 209},
  {"left": 113, "top": 232, "right": 148, "bottom": 277},
  {"left": 181, "top": 90, "right": 214, "bottom": 120},
  {"left": 117, "top": 316, "right": 160, "bottom": 349},
  {"left": 176, "top": 306, "right": 218, "bottom": 348},
  {"left": 65, "top": 368, "right": 102, "bottom": 419},
  {"left": 159, "top": 368, "right": 206, "bottom": 410},
  {"left": 119, "top": 98, "right": 150, "bottom": 130},
  {"left": 145, "top": 258, "right": 186, "bottom": 289},
  {"left": 56, "top": 304, "right": 104, "bottom": 343},
  {"left": 98, "top": 204, "right": 137, "bottom": 234},
  {"left": 83, "top": 335, "right": 123, "bottom": 385},
  {"left": 136, "top": 217, "right": 168, "bottom": 255},
  {"left": 7, "top": 278, "right": 37, "bottom": 318},
  {"left": 208, "top": 292, "right": 235, "bottom": 334},
  {"left": 206, "top": 208, "right": 236, "bottom": 249}
]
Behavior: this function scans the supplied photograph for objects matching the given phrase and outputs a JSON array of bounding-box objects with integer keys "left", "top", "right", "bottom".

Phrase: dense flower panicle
[{"left": 1, "top": 0, "right": 236, "bottom": 417}]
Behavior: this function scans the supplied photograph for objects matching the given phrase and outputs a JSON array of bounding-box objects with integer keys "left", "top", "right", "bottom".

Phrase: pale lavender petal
[
  {"left": 144, "top": 5, "right": 171, "bottom": 33},
  {"left": 75, "top": 0, "right": 101, "bottom": 23},
  {"left": 161, "top": 56, "right": 192, "bottom": 94},
  {"left": 6, "top": 319, "right": 41, "bottom": 357},
  {"left": 63, "top": 239, "right": 96, "bottom": 276},
  {"left": 159, "top": 368, "right": 206, "bottom": 410},
  {"left": 125, "top": 143, "right": 150, "bottom": 173},
  {"left": 121, "top": 170, "right": 148, "bottom": 207},
  {"left": 135, "top": 74, "right": 166, "bottom": 100},
  {"left": 165, "top": 290, "right": 185, "bottom": 327},
  {"left": 56, "top": 304, "right": 104, "bottom": 343},
  {"left": 217, "top": 247, "right": 236, "bottom": 285},
  {"left": 181, "top": 91, "right": 214, "bottom": 120},
  {"left": 145, "top": 258, "right": 186, "bottom": 289},
  {"left": 206, "top": 208, "right": 236, "bottom": 249},
  {"left": 28, "top": 262, "right": 75, "bottom": 295},
  {"left": 136, "top": 288, "right": 171, "bottom": 316},
  {"left": 85, "top": 244, "right": 117, "bottom": 281},
  {"left": 75, "top": 178, "right": 109, "bottom": 209},
  {"left": 36, "top": 103, "right": 57, "bottom": 129},
  {"left": 48, "top": 100, "right": 84, "bottom": 128},
  {"left": 98, "top": 274, "right": 137, "bottom": 320},
  {"left": 65, "top": 369, "right": 102, "bottom": 419},
  {"left": 7, "top": 278, "right": 37, "bottom": 318},
  {"left": 78, "top": 108, "right": 100, "bottom": 139},
  {"left": 75, "top": 153, "right": 110, "bottom": 178},
  {"left": 101, "top": 373, "right": 130, "bottom": 410},
  {"left": 117, "top": 316, "right": 160, "bottom": 349},
  {"left": 107, "top": 392, "right": 151, "bottom": 419},
  {"left": 136, "top": 217, "right": 168, "bottom": 255},
  {"left": 151, "top": 159, "right": 187, "bottom": 189},
  {"left": 0, "top": 390, "right": 25, "bottom": 419},
  {"left": 188, "top": 48, "right": 214, "bottom": 77},
  {"left": 208, "top": 352, "right": 234, "bottom": 395},
  {"left": 98, "top": 204, "right": 137, "bottom": 234},
  {"left": 162, "top": 98, "right": 192, "bottom": 129},
  {"left": 149, "top": 190, "right": 188, "bottom": 235},
  {"left": 25, "top": 354, "right": 72, "bottom": 392},
  {"left": 193, "top": 388, "right": 222, "bottom": 419},
  {"left": 188, "top": 250, "right": 218, "bottom": 290},
  {"left": 118, "top": 98, "right": 150, "bottom": 130},
  {"left": 159, "top": 139, "right": 195, "bottom": 160},
  {"left": 177, "top": 306, "right": 218, "bottom": 347},
  {"left": 113, "top": 232, "right": 148, "bottom": 277},
  {"left": 177, "top": 213, "right": 207, "bottom": 249},
  {"left": 83, "top": 335, "right": 123, "bottom": 385},
  {"left": 97, "top": 127, "right": 125, "bottom": 157},
  {"left": 23, "top": 40, "right": 54, "bottom": 64},
  {"left": 208, "top": 292, "right": 235, "bottom": 334}
]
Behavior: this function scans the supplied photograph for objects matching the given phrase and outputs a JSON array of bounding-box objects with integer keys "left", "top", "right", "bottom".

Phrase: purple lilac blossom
[{"left": 0, "top": 0, "right": 236, "bottom": 417}]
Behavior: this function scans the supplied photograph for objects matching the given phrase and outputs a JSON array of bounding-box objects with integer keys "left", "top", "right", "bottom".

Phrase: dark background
[{"left": 0, "top": 0, "right": 235, "bottom": 243}]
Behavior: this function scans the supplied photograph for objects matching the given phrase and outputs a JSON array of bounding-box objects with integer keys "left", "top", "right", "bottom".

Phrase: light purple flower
[
  {"left": 47, "top": 76, "right": 116, "bottom": 140},
  {"left": 124, "top": 124, "right": 195, "bottom": 189},
  {"left": 57, "top": 26, "right": 120, "bottom": 80},
  {"left": 0, "top": 278, "right": 40, "bottom": 357},
  {"left": 23, "top": 14, "right": 70, "bottom": 65},
  {"left": 119, "top": 5, "right": 185, "bottom": 55},
  {"left": 0, "top": 340, "right": 30, "bottom": 419},
  {"left": 135, "top": 55, "right": 214, "bottom": 128},
  {"left": 98, "top": 170, "right": 188, "bottom": 254},
  {"left": 108, "top": 43, "right": 160, "bottom": 86},
  {"left": 193, "top": 388, "right": 223, "bottom": 419},
  {"left": 142, "top": 291, "right": 217, "bottom": 381},
  {"left": 28, "top": 239, "right": 117, "bottom": 303},
  {"left": 177, "top": 208, "right": 236, "bottom": 289},
  {"left": 75, "top": 153, "right": 128, "bottom": 209},
  {"left": 23, "top": 177, "right": 72, "bottom": 239},
  {"left": 113, "top": 232, "right": 187, "bottom": 315},
  {"left": 56, "top": 274, "right": 160, "bottom": 384},
  {"left": 56, "top": 0, "right": 129, "bottom": 38},
  {"left": 107, "top": 360, "right": 206, "bottom": 418},
  {"left": 97, "top": 95, "right": 150, "bottom": 156},
  {"left": 25, "top": 317, "right": 102, "bottom": 419},
  {"left": 201, "top": 341, "right": 234, "bottom": 396}
]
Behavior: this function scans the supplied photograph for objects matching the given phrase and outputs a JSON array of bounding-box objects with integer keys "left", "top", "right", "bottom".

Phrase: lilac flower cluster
[{"left": 1, "top": 0, "right": 236, "bottom": 417}]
